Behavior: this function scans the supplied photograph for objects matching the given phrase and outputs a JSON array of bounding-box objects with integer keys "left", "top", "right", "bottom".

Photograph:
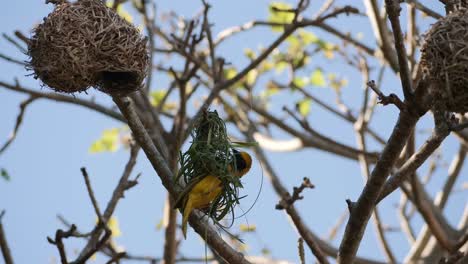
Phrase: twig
[
  {"left": 0, "top": 211, "right": 14, "bottom": 264},
  {"left": 0, "top": 53, "right": 26, "bottom": 66},
  {"left": 74, "top": 145, "right": 140, "bottom": 263},
  {"left": 141, "top": 1, "right": 157, "bottom": 93},
  {"left": 47, "top": 224, "right": 77, "bottom": 264},
  {"left": 398, "top": 195, "right": 417, "bottom": 244},
  {"left": 0, "top": 96, "right": 37, "bottom": 156},
  {"left": 80, "top": 168, "right": 104, "bottom": 223},
  {"left": 0, "top": 81, "right": 124, "bottom": 122},
  {"left": 434, "top": 145, "right": 466, "bottom": 210},
  {"left": 385, "top": 0, "right": 414, "bottom": 100},
  {"left": 298, "top": 238, "right": 306, "bottom": 264},
  {"left": 363, "top": 0, "right": 399, "bottom": 71},
  {"left": 276, "top": 177, "right": 314, "bottom": 210},
  {"left": 2, "top": 33, "right": 27, "bottom": 53},
  {"left": 367, "top": 80, "right": 406, "bottom": 111},
  {"left": 326, "top": 210, "right": 348, "bottom": 242}
]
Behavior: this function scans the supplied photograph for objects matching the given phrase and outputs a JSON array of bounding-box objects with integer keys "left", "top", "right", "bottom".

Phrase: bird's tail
[{"left": 182, "top": 198, "right": 193, "bottom": 238}]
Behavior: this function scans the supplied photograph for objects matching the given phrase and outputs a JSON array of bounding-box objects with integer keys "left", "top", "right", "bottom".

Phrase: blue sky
[{"left": 0, "top": 1, "right": 465, "bottom": 263}]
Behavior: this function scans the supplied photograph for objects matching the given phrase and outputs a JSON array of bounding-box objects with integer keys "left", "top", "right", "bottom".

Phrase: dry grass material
[
  {"left": 28, "top": 0, "right": 148, "bottom": 95},
  {"left": 421, "top": 8, "right": 468, "bottom": 113}
]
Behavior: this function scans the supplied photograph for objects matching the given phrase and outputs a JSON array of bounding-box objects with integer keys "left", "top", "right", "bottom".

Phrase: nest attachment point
[
  {"left": 27, "top": 0, "right": 149, "bottom": 95},
  {"left": 421, "top": 9, "right": 468, "bottom": 113}
]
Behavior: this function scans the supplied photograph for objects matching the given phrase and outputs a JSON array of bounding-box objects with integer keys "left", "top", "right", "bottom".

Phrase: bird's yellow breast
[{"left": 187, "top": 175, "right": 223, "bottom": 209}]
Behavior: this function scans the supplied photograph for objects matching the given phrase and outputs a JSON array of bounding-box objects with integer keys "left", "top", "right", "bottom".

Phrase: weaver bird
[{"left": 180, "top": 149, "right": 252, "bottom": 238}]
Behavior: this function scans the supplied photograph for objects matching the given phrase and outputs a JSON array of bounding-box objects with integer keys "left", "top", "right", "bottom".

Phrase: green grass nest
[{"left": 175, "top": 110, "right": 245, "bottom": 226}]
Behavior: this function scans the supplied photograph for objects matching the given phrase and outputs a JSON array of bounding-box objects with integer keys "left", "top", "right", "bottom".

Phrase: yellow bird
[{"left": 181, "top": 149, "right": 252, "bottom": 238}]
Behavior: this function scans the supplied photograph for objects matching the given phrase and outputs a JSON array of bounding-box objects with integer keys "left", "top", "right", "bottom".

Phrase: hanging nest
[
  {"left": 27, "top": 0, "right": 149, "bottom": 95},
  {"left": 175, "top": 110, "right": 246, "bottom": 226},
  {"left": 420, "top": 8, "right": 468, "bottom": 113}
]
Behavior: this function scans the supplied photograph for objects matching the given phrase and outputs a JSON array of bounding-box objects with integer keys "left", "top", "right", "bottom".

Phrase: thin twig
[
  {"left": 298, "top": 238, "right": 306, "bottom": 264},
  {"left": 2, "top": 32, "right": 27, "bottom": 53},
  {"left": 80, "top": 168, "right": 104, "bottom": 223},
  {"left": 0, "top": 96, "right": 37, "bottom": 156},
  {"left": 0, "top": 81, "right": 124, "bottom": 122},
  {"left": 47, "top": 224, "right": 77, "bottom": 264},
  {"left": 367, "top": 80, "right": 406, "bottom": 111},
  {"left": 385, "top": 0, "right": 414, "bottom": 100},
  {"left": 0, "top": 211, "right": 14, "bottom": 264},
  {"left": 275, "top": 177, "right": 315, "bottom": 210},
  {"left": 74, "top": 145, "right": 140, "bottom": 263},
  {"left": 0, "top": 53, "right": 26, "bottom": 66}
]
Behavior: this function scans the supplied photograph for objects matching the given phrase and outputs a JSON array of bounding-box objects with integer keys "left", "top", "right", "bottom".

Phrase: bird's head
[{"left": 230, "top": 149, "right": 252, "bottom": 177}]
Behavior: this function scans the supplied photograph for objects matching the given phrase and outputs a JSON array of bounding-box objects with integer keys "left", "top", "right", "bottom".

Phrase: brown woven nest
[
  {"left": 28, "top": 0, "right": 149, "bottom": 95},
  {"left": 421, "top": 8, "right": 468, "bottom": 113}
]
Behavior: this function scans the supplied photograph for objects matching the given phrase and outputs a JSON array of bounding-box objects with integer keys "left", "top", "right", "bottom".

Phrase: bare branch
[
  {"left": 75, "top": 145, "right": 140, "bottom": 263},
  {"left": 385, "top": 0, "right": 414, "bottom": 99},
  {"left": 0, "top": 81, "right": 124, "bottom": 122},
  {"left": 0, "top": 96, "right": 37, "bottom": 156},
  {"left": 0, "top": 211, "right": 14, "bottom": 264},
  {"left": 276, "top": 177, "right": 315, "bottom": 210},
  {"left": 47, "top": 224, "right": 77, "bottom": 264}
]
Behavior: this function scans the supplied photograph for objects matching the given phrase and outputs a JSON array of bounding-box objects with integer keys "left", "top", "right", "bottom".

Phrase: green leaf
[
  {"left": 259, "top": 60, "right": 274, "bottom": 72},
  {"left": 274, "top": 61, "right": 289, "bottom": 74},
  {"left": 268, "top": 2, "right": 294, "bottom": 32},
  {"left": 1, "top": 168, "right": 10, "bottom": 181},
  {"left": 244, "top": 48, "right": 256, "bottom": 60},
  {"left": 298, "top": 29, "right": 318, "bottom": 45},
  {"left": 246, "top": 69, "right": 258, "bottom": 86},
  {"left": 89, "top": 128, "right": 120, "bottom": 153},
  {"left": 297, "top": 99, "right": 311, "bottom": 117},
  {"left": 328, "top": 73, "right": 348, "bottom": 91},
  {"left": 150, "top": 90, "right": 177, "bottom": 111},
  {"left": 224, "top": 67, "right": 238, "bottom": 80},
  {"left": 286, "top": 34, "right": 300, "bottom": 47},
  {"left": 223, "top": 67, "right": 243, "bottom": 88},
  {"left": 310, "top": 69, "right": 326, "bottom": 87},
  {"left": 150, "top": 90, "right": 167, "bottom": 107},
  {"left": 261, "top": 248, "right": 271, "bottom": 256},
  {"left": 293, "top": 76, "right": 309, "bottom": 88}
]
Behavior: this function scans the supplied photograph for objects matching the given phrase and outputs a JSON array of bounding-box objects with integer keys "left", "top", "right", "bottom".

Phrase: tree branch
[{"left": 0, "top": 211, "right": 14, "bottom": 264}]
